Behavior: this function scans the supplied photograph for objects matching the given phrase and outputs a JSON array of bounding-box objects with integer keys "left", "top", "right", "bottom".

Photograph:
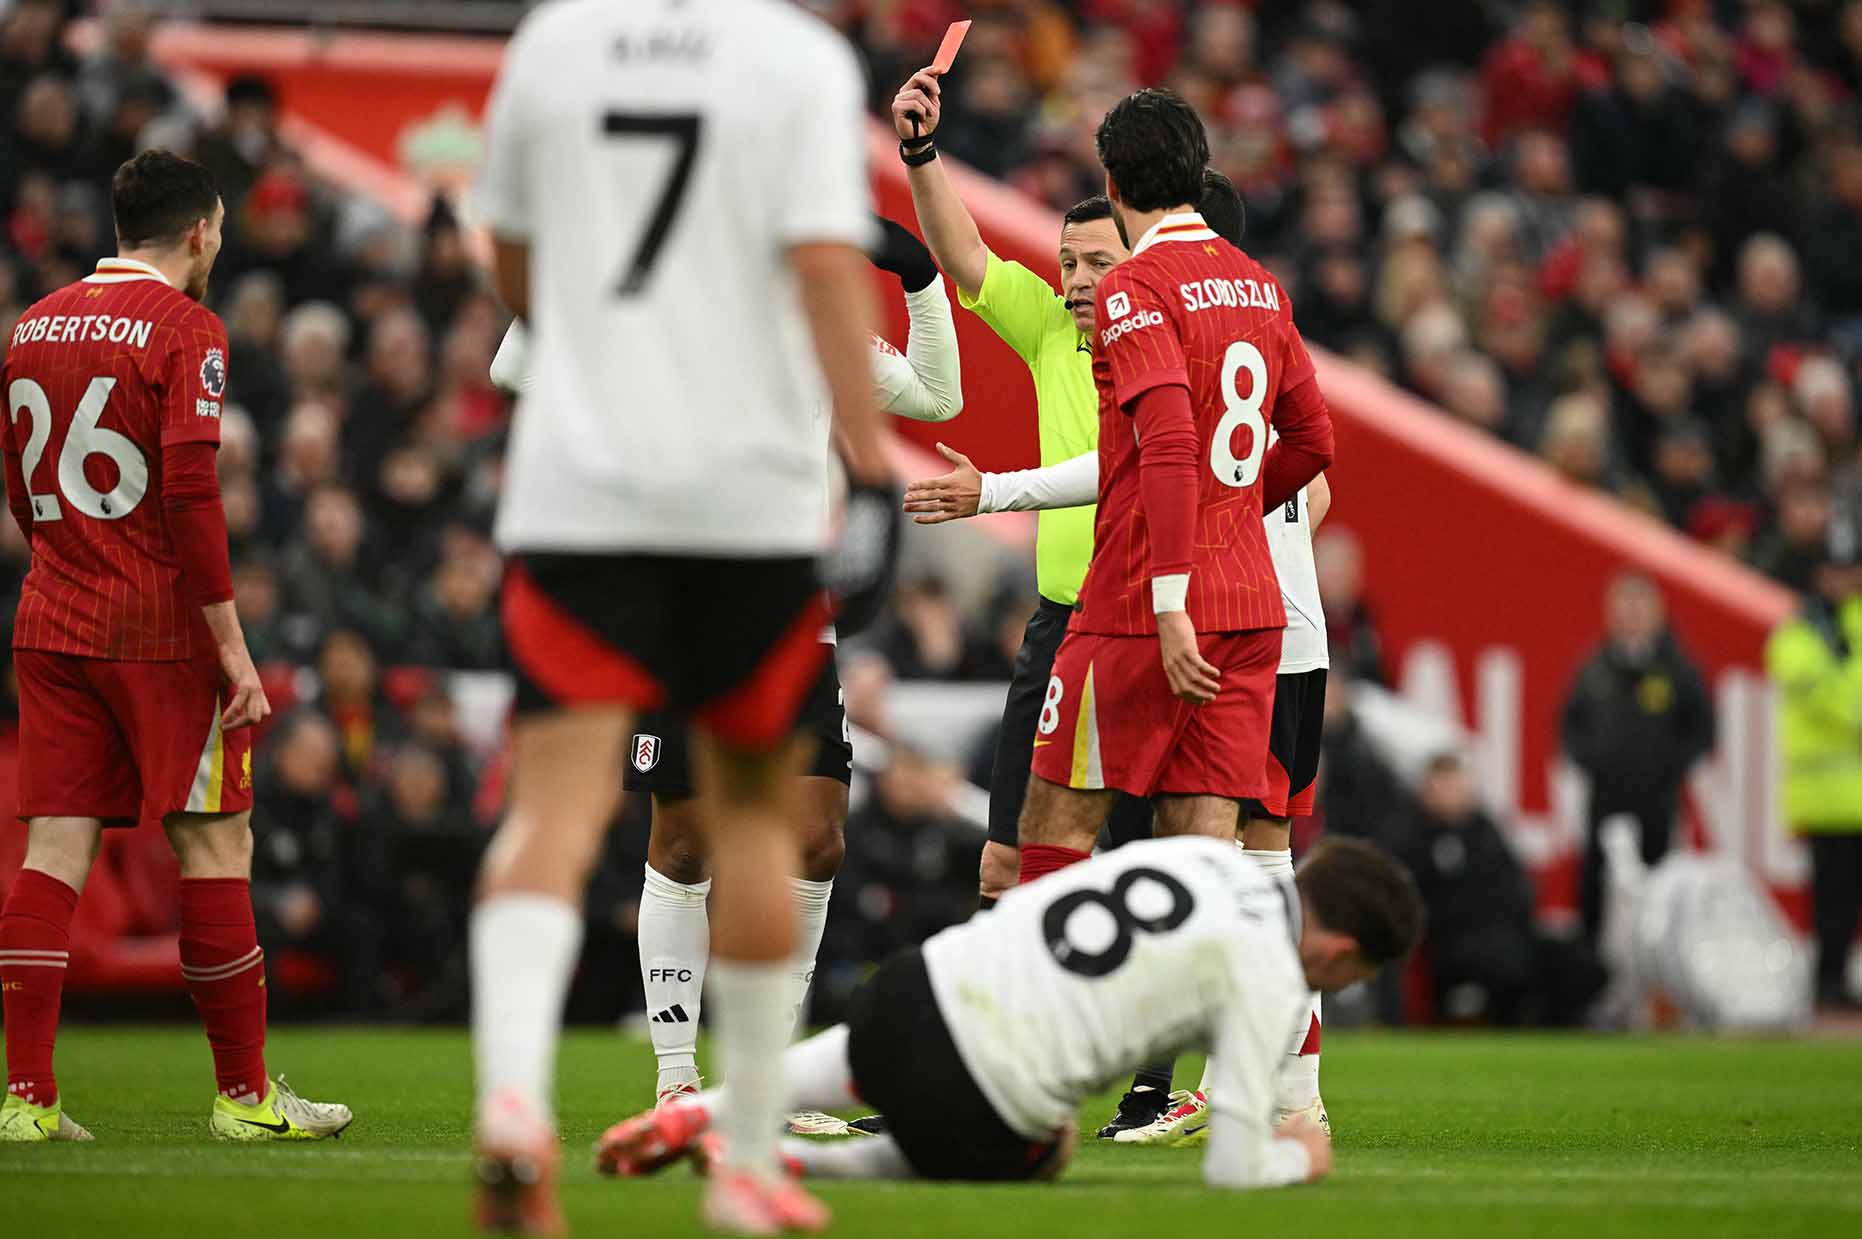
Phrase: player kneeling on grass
[
  {"left": 597, "top": 836, "right": 1420, "bottom": 1191},
  {"left": 0, "top": 151, "right": 349, "bottom": 1144}
]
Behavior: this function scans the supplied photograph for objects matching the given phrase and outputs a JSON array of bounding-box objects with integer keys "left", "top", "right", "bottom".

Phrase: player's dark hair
[
  {"left": 1197, "top": 168, "right": 1245, "bottom": 246},
  {"left": 1062, "top": 195, "right": 1113, "bottom": 227},
  {"left": 1296, "top": 838, "right": 1425, "bottom": 966},
  {"left": 112, "top": 149, "right": 220, "bottom": 250},
  {"left": 1095, "top": 88, "right": 1209, "bottom": 214}
]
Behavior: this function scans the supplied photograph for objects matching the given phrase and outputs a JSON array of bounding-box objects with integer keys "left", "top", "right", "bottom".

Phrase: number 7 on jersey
[{"left": 602, "top": 112, "right": 703, "bottom": 297}]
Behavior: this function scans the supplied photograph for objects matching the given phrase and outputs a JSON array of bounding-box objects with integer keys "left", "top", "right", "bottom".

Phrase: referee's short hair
[
  {"left": 1198, "top": 168, "right": 1245, "bottom": 246},
  {"left": 1295, "top": 838, "right": 1425, "bottom": 966},
  {"left": 1063, "top": 195, "right": 1113, "bottom": 227}
]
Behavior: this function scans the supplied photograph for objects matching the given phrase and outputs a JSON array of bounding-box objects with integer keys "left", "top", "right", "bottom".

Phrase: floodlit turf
[{"left": 4, "top": 1026, "right": 1859, "bottom": 1237}]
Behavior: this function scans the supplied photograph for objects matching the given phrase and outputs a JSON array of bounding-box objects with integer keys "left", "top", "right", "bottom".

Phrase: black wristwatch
[{"left": 900, "top": 136, "right": 938, "bottom": 168}]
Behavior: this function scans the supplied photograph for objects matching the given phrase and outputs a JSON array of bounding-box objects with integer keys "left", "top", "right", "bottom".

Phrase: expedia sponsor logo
[{"left": 1100, "top": 308, "right": 1164, "bottom": 348}]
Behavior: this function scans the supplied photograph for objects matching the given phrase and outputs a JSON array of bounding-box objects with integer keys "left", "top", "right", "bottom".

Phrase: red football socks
[
  {"left": 179, "top": 879, "right": 269, "bottom": 1103},
  {"left": 0, "top": 869, "right": 79, "bottom": 1107},
  {"left": 1298, "top": 1011, "right": 1321, "bottom": 1056},
  {"left": 1017, "top": 844, "right": 1091, "bottom": 885}
]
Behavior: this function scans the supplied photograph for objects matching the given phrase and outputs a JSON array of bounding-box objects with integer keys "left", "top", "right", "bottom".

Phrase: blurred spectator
[
  {"left": 278, "top": 485, "right": 405, "bottom": 657},
  {"left": 360, "top": 742, "right": 480, "bottom": 1020},
  {"left": 1478, "top": 1, "right": 1581, "bottom": 150},
  {"left": 232, "top": 554, "right": 286, "bottom": 666},
  {"left": 346, "top": 306, "right": 434, "bottom": 480},
  {"left": 314, "top": 628, "right": 405, "bottom": 786},
  {"left": 407, "top": 527, "right": 504, "bottom": 671},
  {"left": 1560, "top": 572, "right": 1715, "bottom": 943},
  {"left": 1400, "top": 753, "right": 1606, "bottom": 1026},
  {"left": 1315, "top": 667, "right": 1411, "bottom": 856},
  {"left": 818, "top": 747, "right": 980, "bottom": 1020},
  {"left": 217, "top": 166, "right": 349, "bottom": 308},
  {"left": 250, "top": 711, "right": 381, "bottom": 1013},
  {"left": 194, "top": 73, "right": 286, "bottom": 210},
  {"left": 411, "top": 196, "right": 479, "bottom": 337},
  {"left": 1765, "top": 515, "right": 1862, "bottom": 1011},
  {"left": 223, "top": 271, "right": 291, "bottom": 431},
  {"left": 1314, "top": 528, "right": 1383, "bottom": 684},
  {"left": 869, "top": 574, "right": 1010, "bottom": 681}
]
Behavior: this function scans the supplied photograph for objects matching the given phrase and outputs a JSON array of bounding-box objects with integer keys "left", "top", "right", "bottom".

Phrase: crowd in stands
[{"left": 838, "top": 0, "right": 1862, "bottom": 589}]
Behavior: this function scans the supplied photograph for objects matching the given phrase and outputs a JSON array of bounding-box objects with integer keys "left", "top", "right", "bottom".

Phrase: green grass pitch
[{"left": 4, "top": 1026, "right": 1859, "bottom": 1238}]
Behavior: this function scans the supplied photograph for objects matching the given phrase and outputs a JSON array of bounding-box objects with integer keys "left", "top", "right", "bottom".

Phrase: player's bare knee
[
  {"left": 163, "top": 810, "right": 253, "bottom": 878},
  {"left": 1240, "top": 817, "right": 1291, "bottom": 851},
  {"left": 22, "top": 816, "right": 104, "bottom": 892},
  {"left": 648, "top": 796, "right": 710, "bottom": 885},
  {"left": 1154, "top": 795, "right": 1238, "bottom": 840},
  {"left": 978, "top": 841, "right": 1019, "bottom": 898},
  {"left": 693, "top": 733, "right": 809, "bottom": 811},
  {"left": 797, "top": 778, "right": 848, "bottom": 881},
  {"left": 1017, "top": 776, "right": 1110, "bottom": 851},
  {"left": 478, "top": 808, "right": 608, "bottom": 900}
]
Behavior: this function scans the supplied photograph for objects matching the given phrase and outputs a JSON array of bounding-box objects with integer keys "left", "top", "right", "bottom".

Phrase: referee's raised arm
[{"left": 891, "top": 67, "right": 988, "bottom": 299}]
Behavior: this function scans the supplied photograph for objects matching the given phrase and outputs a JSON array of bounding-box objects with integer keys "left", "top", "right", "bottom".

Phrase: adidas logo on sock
[{"left": 651, "top": 1004, "right": 691, "bottom": 1024}]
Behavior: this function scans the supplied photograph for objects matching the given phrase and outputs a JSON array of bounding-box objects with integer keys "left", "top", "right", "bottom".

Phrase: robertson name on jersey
[{"left": 2, "top": 259, "right": 228, "bottom": 660}]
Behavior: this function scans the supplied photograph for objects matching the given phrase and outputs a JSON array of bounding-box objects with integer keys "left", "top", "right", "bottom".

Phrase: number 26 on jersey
[{"left": 8, "top": 377, "right": 149, "bottom": 522}]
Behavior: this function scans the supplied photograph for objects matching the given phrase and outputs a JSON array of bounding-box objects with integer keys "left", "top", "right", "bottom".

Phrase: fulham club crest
[
  {"left": 200, "top": 347, "right": 227, "bottom": 398},
  {"left": 632, "top": 734, "right": 661, "bottom": 774}
]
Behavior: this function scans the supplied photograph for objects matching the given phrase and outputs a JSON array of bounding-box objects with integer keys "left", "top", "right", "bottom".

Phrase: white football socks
[
  {"left": 1239, "top": 844, "right": 1294, "bottom": 880},
  {"left": 1227, "top": 846, "right": 1321, "bottom": 1110},
  {"left": 638, "top": 864, "right": 711, "bottom": 1090},
  {"left": 1278, "top": 997, "right": 1323, "bottom": 1111},
  {"left": 781, "top": 1133, "right": 913, "bottom": 1179},
  {"left": 708, "top": 958, "right": 794, "bottom": 1179},
  {"left": 788, "top": 878, "right": 834, "bottom": 1034},
  {"left": 471, "top": 893, "right": 583, "bottom": 1124}
]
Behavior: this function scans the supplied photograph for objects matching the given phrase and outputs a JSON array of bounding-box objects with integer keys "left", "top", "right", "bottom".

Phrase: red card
[{"left": 931, "top": 20, "right": 972, "bottom": 73}]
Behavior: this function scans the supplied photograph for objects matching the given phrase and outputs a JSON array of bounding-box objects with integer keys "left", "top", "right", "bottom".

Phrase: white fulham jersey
[
  {"left": 922, "top": 838, "right": 1315, "bottom": 1188},
  {"left": 1265, "top": 484, "right": 1327, "bottom": 674},
  {"left": 476, "top": 0, "right": 875, "bottom": 557}
]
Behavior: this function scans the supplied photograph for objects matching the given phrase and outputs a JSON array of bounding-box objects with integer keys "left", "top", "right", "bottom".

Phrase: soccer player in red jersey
[
  {"left": 1021, "top": 89, "right": 1335, "bottom": 880},
  {"left": 0, "top": 151, "right": 350, "bottom": 1143}
]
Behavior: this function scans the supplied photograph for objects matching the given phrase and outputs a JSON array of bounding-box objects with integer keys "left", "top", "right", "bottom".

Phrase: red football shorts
[
  {"left": 14, "top": 649, "right": 255, "bottom": 827},
  {"left": 1029, "top": 627, "right": 1281, "bottom": 800}
]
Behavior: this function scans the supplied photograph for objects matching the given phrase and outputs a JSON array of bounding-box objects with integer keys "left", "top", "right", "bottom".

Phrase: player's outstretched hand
[
  {"left": 891, "top": 68, "right": 943, "bottom": 142},
  {"left": 1157, "top": 611, "right": 1220, "bottom": 704},
  {"left": 903, "top": 443, "right": 982, "bottom": 523},
  {"left": 218, "top": 643, "right": 272, "bottom": 731},
  {"left": 1279, "top": 1114, "right": 1333, "bottom": 1183}
]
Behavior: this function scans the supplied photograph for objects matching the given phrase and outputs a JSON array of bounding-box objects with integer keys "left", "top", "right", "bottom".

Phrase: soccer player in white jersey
[
  {"left": 902, "top": 179, "right": 1336, "bottom": 1141},
  {"left": 596, "top": 836, "right": 1421, "bottom": 1188},
  {"left": 489, "top": 218, "right": 962, "bottom": 1132},
  {"left": 473, "top": 1, "right": 897, "bottom": 1233}
]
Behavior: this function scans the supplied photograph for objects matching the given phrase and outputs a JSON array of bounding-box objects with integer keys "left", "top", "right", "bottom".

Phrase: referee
[{"left": 889, "top": 66, "right": 1151, "bottom": 907}]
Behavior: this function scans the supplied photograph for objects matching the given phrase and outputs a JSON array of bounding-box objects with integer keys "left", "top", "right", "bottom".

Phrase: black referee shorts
[
  {"left": 845, "top": 947, "right": 1061, "bottom": 1181},
  {"left": 989, "top": 597, "right": 1152, "bottom": 849}
]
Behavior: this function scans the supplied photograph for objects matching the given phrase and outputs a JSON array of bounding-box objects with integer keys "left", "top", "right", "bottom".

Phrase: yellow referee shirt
[{"left": 958, "top": 251, "right": 1098, "bottom": 606}]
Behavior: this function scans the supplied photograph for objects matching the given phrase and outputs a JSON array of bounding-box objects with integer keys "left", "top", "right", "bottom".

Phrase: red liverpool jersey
[
  {"left": 1075, "top": 213, "right": 1328, "bottom": 637},
  {"left": 2, "top": 258, "right": 229, "bottom": 660}
]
